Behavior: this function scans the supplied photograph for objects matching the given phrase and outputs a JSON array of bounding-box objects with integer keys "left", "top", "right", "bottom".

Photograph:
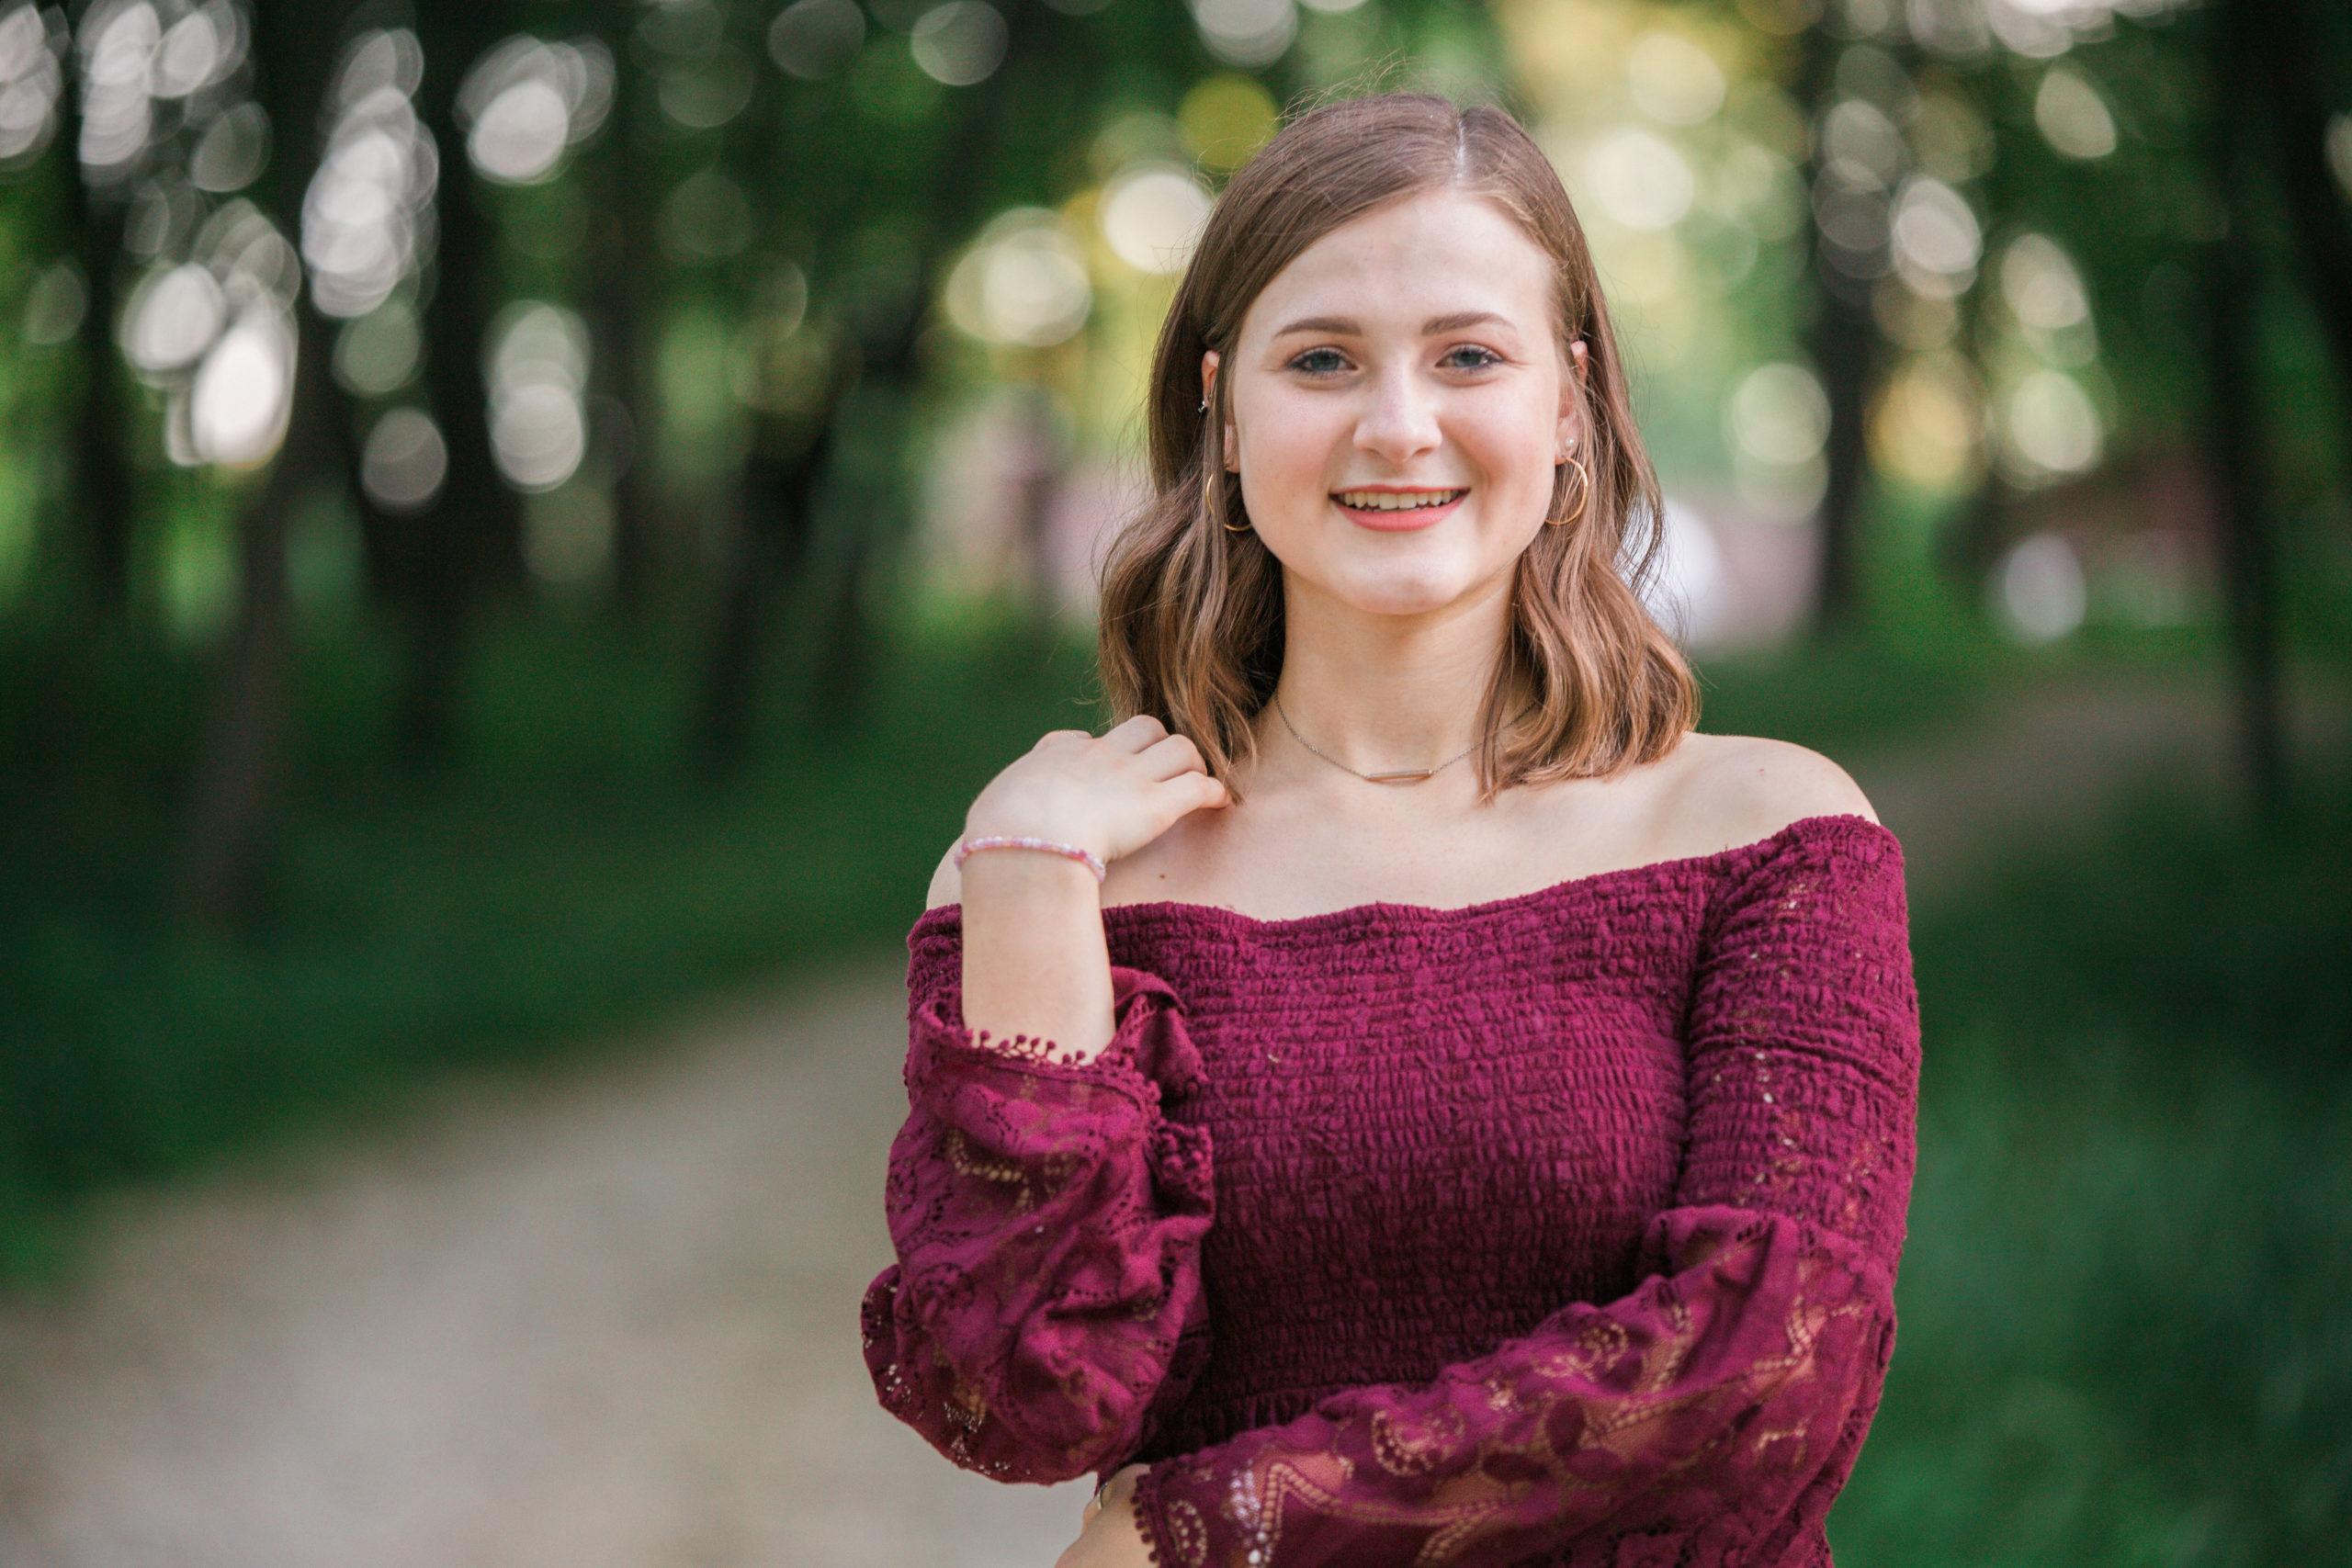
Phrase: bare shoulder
[
  {"left": 924, "top": 840, "right": 962, "bottom": 910},
  {"left": 1654, "top": 732, "right": 1878, "bottom": 852}
]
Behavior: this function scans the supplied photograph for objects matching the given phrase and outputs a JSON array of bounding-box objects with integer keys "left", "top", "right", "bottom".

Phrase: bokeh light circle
[
  {"left": 1994, "top": 532, "right": 2086, "bottom": 645},
  {"left": 1189, "top": 0, "right": 1295, "bottom": 70},
  {"left": 910, "top": 2, "right": 1007, "bottom": 86},
  {"left": 1726, "top": 363, "right": 1831, "bottom": 468},
  {"left": 124, "top": 262, "right": 227, "bottom": 375},
  {"left": 768, "top": 0, "right": 865, "bottom": 80},
  {"left": 1583, "top": 129, "right": 1693, "bottom": 231},
  {"left": 189, "top": 307, "right": 293, "bottom": 467},
  {"left": 944, "top": 210, "right": 1092, "bottom": 348},
  {"left": 362, "top": 406, "right": 448, "bottom": 512},
  {"left": 1100, "top": 164, "right": 1211, "bottom": 275}
]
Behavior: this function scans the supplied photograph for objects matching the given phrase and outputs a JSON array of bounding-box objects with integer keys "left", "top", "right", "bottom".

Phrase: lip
[{"left": 1331, "top": 487, "right": 1467, "bottom": 532}]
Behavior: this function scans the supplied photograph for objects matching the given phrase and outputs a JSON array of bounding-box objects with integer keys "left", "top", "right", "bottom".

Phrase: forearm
[
  {"left": 867, "top": 919, "right": 1217, "bottom": 1482},
  {"left": 959, "top": 849, "right": 1119, "bottom": 1063}
]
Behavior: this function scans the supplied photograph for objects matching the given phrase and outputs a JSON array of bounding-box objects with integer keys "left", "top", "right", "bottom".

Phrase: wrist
[
  {"left": 962, "top": 803, "right": 1112, "bottom": 865},
  {"left": 956, "top": 842, "right": 1105, "bottom": 900},
  {"left": 956, "top": 833, "right": 1108, "bottom": 885}
]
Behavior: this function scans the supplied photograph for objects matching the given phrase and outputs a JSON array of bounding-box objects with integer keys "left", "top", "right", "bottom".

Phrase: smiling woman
[{"left": 862, "top": 94, "right": 1917, "bottom": 1568}]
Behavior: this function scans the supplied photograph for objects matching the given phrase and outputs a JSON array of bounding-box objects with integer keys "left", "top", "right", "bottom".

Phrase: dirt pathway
[{"left": 0, "top": 666, "right": 2341, "bottom": 1568}]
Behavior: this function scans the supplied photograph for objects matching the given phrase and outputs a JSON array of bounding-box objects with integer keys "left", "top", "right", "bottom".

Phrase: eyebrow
[{"left": 1271, "top": 310, "right": 1517, "bottom": 338}]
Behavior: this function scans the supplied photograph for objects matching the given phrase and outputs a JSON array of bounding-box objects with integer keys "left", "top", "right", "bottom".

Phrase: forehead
[{"left": 1238, "top": 187, "right": 1557, "bottom": 341}]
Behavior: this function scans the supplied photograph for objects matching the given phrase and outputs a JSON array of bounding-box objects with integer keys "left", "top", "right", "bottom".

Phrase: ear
[
  {"left": 1557, "top": 340, "right": 1589, "bottom": 460},
  {"left": 1203, "top": 349, "right": 1238, "bottom": 471}
]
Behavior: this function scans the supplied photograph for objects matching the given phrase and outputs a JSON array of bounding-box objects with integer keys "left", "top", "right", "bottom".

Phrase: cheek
[
  {"left": 1464, "top": 413, "right": 1560, "bottom": 498},
  {"left": 1234, "top": 411, "right": 1336, "bottom": 513}
]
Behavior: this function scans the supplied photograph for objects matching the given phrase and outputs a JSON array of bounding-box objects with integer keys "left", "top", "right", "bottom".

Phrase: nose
[{"left": 1353, "top": 363, "right": 1441, "bottom": 466}]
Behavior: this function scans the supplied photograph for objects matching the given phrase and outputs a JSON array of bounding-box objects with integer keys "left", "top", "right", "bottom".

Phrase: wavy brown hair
[{"left": 1095, "top": 92, "right": 1697, "bottom": 798}]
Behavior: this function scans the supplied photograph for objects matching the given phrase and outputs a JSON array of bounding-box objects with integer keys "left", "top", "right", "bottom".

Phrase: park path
[{"left": 0, "top": 665, "right": 2342, "bottom": 1568}]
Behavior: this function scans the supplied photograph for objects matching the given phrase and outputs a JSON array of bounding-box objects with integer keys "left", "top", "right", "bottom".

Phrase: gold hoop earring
[
  {"left": 1546, "top": 456, "right": 1590, "bottom": 527},
  {"left": 1221, "top": 513, "right": 1253, "bottom": 534}
]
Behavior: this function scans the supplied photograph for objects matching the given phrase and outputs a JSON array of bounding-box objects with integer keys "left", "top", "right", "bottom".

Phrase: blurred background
[{"left": 0, "top": 0, "right": 2347, "bottom": 1562}]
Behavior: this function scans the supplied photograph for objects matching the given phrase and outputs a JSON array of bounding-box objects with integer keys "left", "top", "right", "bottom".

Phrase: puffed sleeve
[
  {"left": 860, "top": 908, "right": 1217, "bottom": 1483},
  {"left": 1129, "top": 817, "right": 1919, "bottom": 1568}
]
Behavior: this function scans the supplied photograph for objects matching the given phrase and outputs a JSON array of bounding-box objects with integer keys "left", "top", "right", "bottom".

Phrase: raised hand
[
  {"left": 963, "top": 715, "right": 1229, "bottom": 871},
  {"left": 950, "top": 717, "right": 1227, "bottom": 1062}
]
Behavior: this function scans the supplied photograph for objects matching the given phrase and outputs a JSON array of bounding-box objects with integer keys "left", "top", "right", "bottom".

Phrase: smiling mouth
[{"left": 1333, "top": 489, "right": 1467, "bottom": 513}]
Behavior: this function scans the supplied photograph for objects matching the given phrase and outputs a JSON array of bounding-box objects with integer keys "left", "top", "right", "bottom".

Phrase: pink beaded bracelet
[{"left": 954, "top": 835, "right": 1108, "bottom": 884}]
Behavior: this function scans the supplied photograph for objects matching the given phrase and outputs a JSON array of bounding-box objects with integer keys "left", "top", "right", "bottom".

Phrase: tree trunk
[
  {"left": 590, "top": 8, "right": 657, "bottom": 622},
  {"left": 62, "top": 67, "right": 135, "bottom": 613},
  {"left": 2205, "top": 0, "right": 2287, "bottom": 824},
  {"left": 174, "top": 0, "right": 349, "bottom": 929},
  {"left": 1795, "top": 24, "right": 1882, "bottom": 637},
  {"left": 402, "top": 3, "right": 521, "bottom": 766},
  {"left": 698, "top": 424, "right": 834, "bottom": 773},
  {"left": 173, "top": 355, "right": 307, "bottom": 928},
  {"left": 2248, "top": 0, "right": 2352, "bottom": 508}
]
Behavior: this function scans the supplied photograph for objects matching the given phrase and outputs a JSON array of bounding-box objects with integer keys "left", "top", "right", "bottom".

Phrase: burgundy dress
[{"left": 861, "top": 814, "right": 1919, "bottom": 1568}]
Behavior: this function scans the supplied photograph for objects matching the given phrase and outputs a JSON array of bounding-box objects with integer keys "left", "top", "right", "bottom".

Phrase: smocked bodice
[{"left": 1088, "top": 865, "right": 1711, "bottom": 1456}]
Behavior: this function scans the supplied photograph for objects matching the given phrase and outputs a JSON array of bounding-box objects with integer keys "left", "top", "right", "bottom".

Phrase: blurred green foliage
[
  {"left": 1838, "top": 781, "right": 2352, "bottom": 1566},
  {"left": 0, "top": 615, "right": 1100, "bottom": 1277}
]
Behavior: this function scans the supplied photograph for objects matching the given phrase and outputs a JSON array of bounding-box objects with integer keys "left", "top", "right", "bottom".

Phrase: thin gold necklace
[{"left": 1272, "top": 691, "right": 1484, "bottom": 785}]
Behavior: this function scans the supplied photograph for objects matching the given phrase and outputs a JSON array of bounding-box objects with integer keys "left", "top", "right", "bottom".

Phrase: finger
[
  {"left": 1103, "top": 714, "right": 1169, "bottom": 752},
  {"left": 1136, "top": 732, "right": 1206, "bottom": 781},
  {"left": 1159, "top": 770, "right": 1228, "bottom": 816}
]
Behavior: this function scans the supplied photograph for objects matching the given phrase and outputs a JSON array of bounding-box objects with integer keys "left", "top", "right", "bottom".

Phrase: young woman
[{"left": 862, "top": 94, "right": 1918, "bottom": 1568}]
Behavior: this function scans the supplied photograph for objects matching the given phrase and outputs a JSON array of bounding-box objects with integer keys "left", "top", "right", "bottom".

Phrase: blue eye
[
  {"left": 1289, "top": 347, "right": 1349, "bottom": 375},
  {"left": 1442, "top": 345, "right": 1502, "bottom": 370}
]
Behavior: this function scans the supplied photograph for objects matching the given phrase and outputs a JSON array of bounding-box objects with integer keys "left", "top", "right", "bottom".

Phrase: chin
[{"left": 1327, "top": 565, "right": 1487, "bottom": 619}]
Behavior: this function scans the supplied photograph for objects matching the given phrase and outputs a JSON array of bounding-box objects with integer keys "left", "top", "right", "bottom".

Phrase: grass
[{"left": 1833, "top": 783, "right": 2352, "bottom": 1568}]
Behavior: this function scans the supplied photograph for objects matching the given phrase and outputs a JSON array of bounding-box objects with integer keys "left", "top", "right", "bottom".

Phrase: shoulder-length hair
[{"left": 1096, "top": 92, "right": 1697, "bottom": 798}]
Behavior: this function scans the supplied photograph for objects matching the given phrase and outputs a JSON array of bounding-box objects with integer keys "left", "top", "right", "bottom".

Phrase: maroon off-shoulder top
[{"left": 861, "top": 814, "right": 1919, "bottom": 1567}]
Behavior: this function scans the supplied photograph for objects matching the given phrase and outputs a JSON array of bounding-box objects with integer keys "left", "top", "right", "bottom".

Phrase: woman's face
[{"left": 1207, "top": 186, "right": 1583, "bottom": 626}]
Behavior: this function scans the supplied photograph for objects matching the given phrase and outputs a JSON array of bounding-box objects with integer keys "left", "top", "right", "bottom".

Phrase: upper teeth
[{"left": 1337, "top": 490, "right": 1464, "bottom": 511}]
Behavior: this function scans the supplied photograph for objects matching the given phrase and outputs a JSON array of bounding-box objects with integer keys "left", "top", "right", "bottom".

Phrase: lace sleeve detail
[
  {"left": 1132, "top": 1207, "right": 1892, "bottom": 1568},
  {"left": 860, "top": 926, "right": 1216, "bottom": 1484},
  {"left": 1131, "top": 818, "right": 1920, "bottom": 1567}
]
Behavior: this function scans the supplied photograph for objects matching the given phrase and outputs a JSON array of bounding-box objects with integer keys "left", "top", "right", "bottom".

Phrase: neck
[{"left": 1261, "top": 572, "right": 1515, "bottom": 783}]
